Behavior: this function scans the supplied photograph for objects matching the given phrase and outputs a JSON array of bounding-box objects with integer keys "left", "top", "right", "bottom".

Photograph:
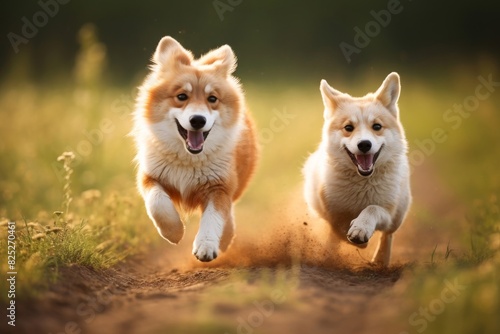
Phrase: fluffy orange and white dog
[
  {"left": 303, "top": 73, "right": 411, "bottom": 266},
  {"left": 132, "top": 37, "right": 258, "bottom": 262}
]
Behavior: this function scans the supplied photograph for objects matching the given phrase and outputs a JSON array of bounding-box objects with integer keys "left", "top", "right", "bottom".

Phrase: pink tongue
[
  {"left": 187, "top": 131, "right": 204, "bottom": 150},
  {"left": 356, "top": 154, "right": 374, "bottom": 171}
]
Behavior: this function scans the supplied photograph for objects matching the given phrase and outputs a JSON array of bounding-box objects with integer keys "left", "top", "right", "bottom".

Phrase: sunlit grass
[
  {"left": 0, "top": 25, "right": 156, "bottom": 300},
  {"left": 0, "top": 160, "right": 153, "bottom": 300},
  {"left": 396, "top": 193, "right": 500, "bottom": 334}
]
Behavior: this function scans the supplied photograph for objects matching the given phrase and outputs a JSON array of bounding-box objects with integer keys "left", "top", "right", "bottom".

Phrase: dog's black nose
[
  {"left": 189, "top": 115, "right": 206, "bottom": 130},
  {"left": 357, "top": 140, "right": 372, "bottom": 153}
]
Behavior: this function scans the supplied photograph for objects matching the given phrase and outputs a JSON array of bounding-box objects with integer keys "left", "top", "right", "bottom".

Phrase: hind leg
[
  {"left": 370, "top": 197, "right": 410, "bottom": 266},
  {"left": 372, "top": 233, "right": 393, "bottom": 266},
  {"left": 372, "top": 191, "right": 411, "bottom": 266}
]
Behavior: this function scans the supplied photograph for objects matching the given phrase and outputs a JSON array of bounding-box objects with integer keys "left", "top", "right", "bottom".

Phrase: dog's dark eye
[
  {"left": 207, "top": 95, "right": 218, "bottom": 103},
  {"left": 177, "top": 93, "right": 188, "bottom": 101},
  {"left": 372, "top": 123, "right": 382, "bottom": 131},
  {"left": 344, "top": 125, "right": 354, "bottom": 132}
]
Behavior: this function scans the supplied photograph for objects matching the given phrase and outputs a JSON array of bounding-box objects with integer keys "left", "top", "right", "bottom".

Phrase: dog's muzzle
[
  {"left": 175, "top": 119, "right": 211, "bottom": 154},
  {"left": 345, "top": 145, "right": 383, "bottom": 177}
]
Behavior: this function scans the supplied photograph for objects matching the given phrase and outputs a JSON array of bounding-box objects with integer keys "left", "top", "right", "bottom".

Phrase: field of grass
[{"left": 0, "top": 37, "right": 499, "bottom": 333}]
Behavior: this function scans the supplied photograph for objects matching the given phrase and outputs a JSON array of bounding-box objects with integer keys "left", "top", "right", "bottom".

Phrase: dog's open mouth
[
  {"left": 345, "top": 145, "right": 383, "bottom": 177},
  {"left": 175, "top": 119, "right": 211, "bottom": 154}
]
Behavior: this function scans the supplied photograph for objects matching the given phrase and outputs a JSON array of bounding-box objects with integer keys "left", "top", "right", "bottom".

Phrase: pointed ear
[
  {"left": 197, "top": 44, "right": 237, "bottom": 76},
  {"left": 375, "top": 72, "right": 400, "bottom": 114},
  {"left": 152, "top": 36, "right": 192, "bottom": 68},
  {"left": 320, "top": 79, "right": 346, "bottom": 119}
]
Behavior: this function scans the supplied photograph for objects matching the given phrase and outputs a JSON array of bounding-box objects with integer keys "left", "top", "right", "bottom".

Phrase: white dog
[{"left": 303, "top": 72, "right": 411, "bottom": 266}]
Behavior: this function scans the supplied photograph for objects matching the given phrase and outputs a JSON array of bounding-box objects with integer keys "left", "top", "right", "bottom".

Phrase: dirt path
[
  {"left": 15, "top": 253, "right": 405, "bottom": 334},
  {"left": 9, "top": 162, "right": 464, "bottom": 334}
]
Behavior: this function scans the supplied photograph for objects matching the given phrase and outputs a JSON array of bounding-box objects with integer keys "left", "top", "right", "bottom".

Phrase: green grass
[
  {"left": 0, "top": 30, "right": 158, "bottom": 297},
  {"left": 398, "top": 194, "right": 500, "bottom": 334},
  {"left": 0, "top": 155, "right": 153, "bottom": 299}
]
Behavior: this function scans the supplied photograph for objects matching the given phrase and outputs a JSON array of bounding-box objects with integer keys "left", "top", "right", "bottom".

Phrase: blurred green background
[{"left": 2, "top": 0, "right": 499, "bottom": 82}]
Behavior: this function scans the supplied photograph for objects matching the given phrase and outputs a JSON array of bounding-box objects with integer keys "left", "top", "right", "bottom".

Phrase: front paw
[
  {"left": 193, "top": 238, "right": 219, "bottom": 262},
  {"left": 144, "top": 186, "right": 184, "bottom": 244},
  {"left": 347, "top": 219, "right": 375, "bottom": 244}
]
